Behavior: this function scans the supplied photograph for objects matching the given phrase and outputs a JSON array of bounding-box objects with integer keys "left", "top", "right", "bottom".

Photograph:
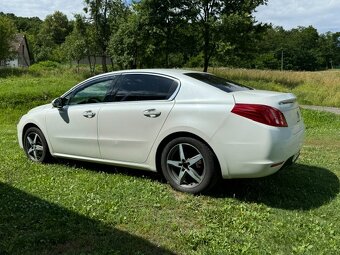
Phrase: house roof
[{"left": 10, "top": 34, "right": 26, "bottom": 52}]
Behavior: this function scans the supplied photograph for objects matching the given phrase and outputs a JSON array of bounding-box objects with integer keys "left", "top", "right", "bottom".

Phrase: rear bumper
[{"left": 210, "top": 114, "right": 305, "bottom": 179}]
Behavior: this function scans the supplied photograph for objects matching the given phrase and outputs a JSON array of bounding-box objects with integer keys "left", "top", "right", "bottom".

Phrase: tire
[
  {"left": 160, "top": 137, "right": 219, "bottom": 194},
  {"left": 23, "top": 127, "right": 51, "bottom": 163}
]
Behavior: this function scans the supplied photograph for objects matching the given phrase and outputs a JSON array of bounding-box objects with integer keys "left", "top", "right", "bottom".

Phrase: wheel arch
[
  {"left": 22, "top": 123, "right": 52, "bottom": 154},
  {"left": 155, "top": 131, "right": 221, "bottom": 178},
  {"left": 22, "top": 123, "right": 41, "bottom": 144}
]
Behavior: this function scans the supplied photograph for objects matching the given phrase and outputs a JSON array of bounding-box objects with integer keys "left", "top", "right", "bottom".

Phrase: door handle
[
  {"left": 143, "top": 109, "right": 161, "bottom": 118},
  {"left": 83, "top": 110, "right": 96, "bottom": 118}
]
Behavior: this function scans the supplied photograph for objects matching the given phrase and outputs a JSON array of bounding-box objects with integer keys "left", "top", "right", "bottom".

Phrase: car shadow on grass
[
  {"left": 207, "top": 163, "right": 339, "bottom": 210},
  {"left": 55, "top": 158, "right": 166, "bottom": 183},
  {"left": 51, "top": 160, "right": 339, "bottom": 211},
  {"left": 0, "top": 182, "right": 176, "bottom": 255}
]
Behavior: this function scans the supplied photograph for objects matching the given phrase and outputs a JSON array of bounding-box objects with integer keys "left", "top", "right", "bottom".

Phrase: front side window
[
  {"left": 113, "top": 74, "right": 178, "bottom": 102},
  {"left": 68, "top": 79, "right": 113, "bottom": 105}
]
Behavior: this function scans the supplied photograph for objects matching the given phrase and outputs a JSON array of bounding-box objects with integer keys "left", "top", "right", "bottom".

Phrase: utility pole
[{"left": 281, "top": 49, "right": 284, "bottom": 71}]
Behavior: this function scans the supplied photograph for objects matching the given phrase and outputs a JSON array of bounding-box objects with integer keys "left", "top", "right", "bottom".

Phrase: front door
[{"left": 45, "top": 78, "right": 115, "bottom": 158}]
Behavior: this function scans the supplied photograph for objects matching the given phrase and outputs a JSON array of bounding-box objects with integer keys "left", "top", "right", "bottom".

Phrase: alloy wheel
[
  {"left": 25, "top": 131, "right": 45, "bottom": 162},
  {"left": 166, "top": 143, "right": 206, "bottom": 188},
  {"left": 23, "top": 127, "right": 50, "bottom": 162}
]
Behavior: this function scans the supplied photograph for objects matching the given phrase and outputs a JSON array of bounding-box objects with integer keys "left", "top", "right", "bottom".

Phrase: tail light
[{"left": 231, "top": 103, "right": 288, "bottom": 127}]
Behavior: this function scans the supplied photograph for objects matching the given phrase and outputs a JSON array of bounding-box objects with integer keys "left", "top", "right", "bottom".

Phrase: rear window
[
  {"left": 185, "top": 73, "right": 252, "bottom": 93},
  {"left": 113, "top": 74, "right": 178, "bottom": 102}
]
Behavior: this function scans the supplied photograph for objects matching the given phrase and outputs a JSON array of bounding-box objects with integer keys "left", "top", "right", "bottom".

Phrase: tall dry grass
[
  {"left": 1, "top": 65, "right": 339, "bottom": 108},
  {"left": 210, "top": 68, "right": 340, "bottom": 107}
]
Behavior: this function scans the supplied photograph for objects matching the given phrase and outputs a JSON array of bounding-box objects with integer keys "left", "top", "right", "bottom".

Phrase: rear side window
[
  {"left": 185, "top": 73, "right": 252, "bottom": 93},
  {"left": 113, "top": 74, "right": 178, "bottom": 102}
]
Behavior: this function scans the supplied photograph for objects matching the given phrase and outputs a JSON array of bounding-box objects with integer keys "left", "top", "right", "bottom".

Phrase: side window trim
[
  {"left": 168, "top": 79, "right": 180, "bottom": 101},
  {"left": 110, "top": 74, "right": 124, "bottom": 100}
]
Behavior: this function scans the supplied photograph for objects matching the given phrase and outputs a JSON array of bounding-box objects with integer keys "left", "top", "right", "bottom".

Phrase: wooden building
[{"left": 0, "top": 34, "right": 31, "bottom": 67}]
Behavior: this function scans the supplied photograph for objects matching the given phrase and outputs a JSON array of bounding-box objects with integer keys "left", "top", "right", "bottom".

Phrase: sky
[
  {"left": 255, "top": 0, "right": 340, "bottom": 33},
  {"left": 0, "top": 0, "right": 339, "bottom": 33}
]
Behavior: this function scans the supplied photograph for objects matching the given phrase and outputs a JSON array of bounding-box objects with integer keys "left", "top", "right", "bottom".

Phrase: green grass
[
  {"left": 0, "top": 67, "right": 339, "bottom": 254},
  {"left": 0, "top": 66, "right": 84, "bottom": 110}
]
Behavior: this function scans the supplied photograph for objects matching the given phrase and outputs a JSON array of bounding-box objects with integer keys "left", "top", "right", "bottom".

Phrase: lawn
[{"left": 0, "top": 66, "right": 339, "bottom": 254}]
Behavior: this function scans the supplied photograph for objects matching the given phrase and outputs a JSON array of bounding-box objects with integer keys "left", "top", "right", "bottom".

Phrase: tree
[
  {"left": 190, "top": 0, "right": 267, "bottom": 71},
  {"left": 84, "top": 0, "right": 127, "bottom": 72},
  {"left": 246, "top": 26, "right": 286, "bottom": 69},
  {"left": 212, "top": 13, "right": 268, "bottom": 68},
  {"left": 109, "top": 12, "right": 143, "bottom": 69},
  {"left": 41, "top": 11, "right": 71, "bottom": 45},
  {"left": 252, "top": 26, "right": 335, "bottom": 71},
  {"left": 284, "top": 26, "right": 321, "bottom": 70},
  {"left": 34, "top": 11, "right": 71, "bottom": 62},
  {"left": 319, "top": 32, "right": 340, "bottom": 69},
  {"left": 135, "top": 0, "right": 194, "bottom": 68},
  {"left": 62, "top": 30, "right": 87, "bottom": 72},
  {"left": 0, "top": 16, "right": 16, "bottom": 62},
  {"left": 73, "top": 14, "right": 99, "bottom": 73}
]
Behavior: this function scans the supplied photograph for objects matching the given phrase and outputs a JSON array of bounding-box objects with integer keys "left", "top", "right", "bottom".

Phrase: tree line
[{"left": 1, "top": 0, "right": 340, "bottom": 72}]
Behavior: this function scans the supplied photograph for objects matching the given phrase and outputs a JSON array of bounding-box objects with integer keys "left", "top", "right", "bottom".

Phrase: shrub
[{"left": 29, "top": 61, "right": 61, "bottom": 72}]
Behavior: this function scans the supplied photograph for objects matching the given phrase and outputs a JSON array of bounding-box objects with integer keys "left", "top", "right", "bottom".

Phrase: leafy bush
[{"left": 29, "top": 61, "right": 61, "bottom": 72}]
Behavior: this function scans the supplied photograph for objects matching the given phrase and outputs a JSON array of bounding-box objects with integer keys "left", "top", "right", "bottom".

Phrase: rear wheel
[
  {"left": 161, "top": 137, "right": 218, "bottom": 194},
  {"left": 23, "top": 127, "right": 51, "bottom": 163}
]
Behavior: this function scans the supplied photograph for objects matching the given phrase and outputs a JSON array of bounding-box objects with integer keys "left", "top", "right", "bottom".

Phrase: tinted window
[
  {"left": 114, "top": 74, "right": 178, "bottom": 102},
  {"left": 68, "top": 79, "right": 113, "bottom": 105},
  {"left": 185, "top": 73, "right": 252, "bottom": 93}
]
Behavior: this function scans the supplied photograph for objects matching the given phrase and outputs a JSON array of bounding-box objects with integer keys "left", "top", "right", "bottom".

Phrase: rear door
[{"left": 98, "top": 73, "right": 179, "bottom": 163}]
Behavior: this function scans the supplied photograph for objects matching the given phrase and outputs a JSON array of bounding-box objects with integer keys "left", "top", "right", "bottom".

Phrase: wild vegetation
[
  {"left": 213, "top": 68, "right": 340, "bottom": 107},
  {"left": 1, "top": 64, "right": 339, "bottom": 109},
  {"left": 0, "top": 65, "right": 339, "bottom": 255},
  {"left": 0, "top": 15, "right": 16, "bottom": 61},
  {"left": 1, "top": 0, "right": 340, "bottom": 72}
]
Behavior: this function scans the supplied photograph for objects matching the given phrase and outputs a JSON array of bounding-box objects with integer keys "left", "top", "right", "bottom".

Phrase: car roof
[
  {"left": 63, "top": 69, "right": 237, "bottom": 100},
  {"left": 93, "top": 69, "right": 205, "bottom": 80},
  {"left": 63, "top": 69, "right": 207, "bottom": 97}
]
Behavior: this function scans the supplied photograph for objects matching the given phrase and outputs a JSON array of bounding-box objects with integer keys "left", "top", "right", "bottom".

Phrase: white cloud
[
  {"left": 0, "top": 0, "right": 85, "bottom": 20},
  {"left": 255, "top": 0, "right": 340, "bottom": 33}
]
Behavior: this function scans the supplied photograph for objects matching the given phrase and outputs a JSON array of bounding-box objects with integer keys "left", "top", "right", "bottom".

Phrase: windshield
[{"left": 185, "top": 73, "right": 252, "bottom": 93}]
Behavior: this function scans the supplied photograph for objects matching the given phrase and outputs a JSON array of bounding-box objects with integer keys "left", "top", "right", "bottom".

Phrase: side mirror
[{"left": 52, "top": 97, "right": 64, "bottom": 109}]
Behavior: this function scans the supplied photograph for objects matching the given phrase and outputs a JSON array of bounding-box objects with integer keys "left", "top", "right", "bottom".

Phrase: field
[
  {"left": 212, "top": 68, "right": 340, "bottom": 108},
  {"left": 0, "top": 65, "right": 339, "bottom": 254}
]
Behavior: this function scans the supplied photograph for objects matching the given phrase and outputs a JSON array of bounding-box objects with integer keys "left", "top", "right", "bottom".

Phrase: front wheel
[
  {"left": 23, "top": 127, "right": 51, "bottom": 163},
  {"left": 160, "top": 137, "right": 219, "bottom": 194}
]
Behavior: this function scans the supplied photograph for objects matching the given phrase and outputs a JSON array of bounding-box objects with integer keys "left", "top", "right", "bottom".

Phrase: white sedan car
[{"left": 17, "top": 69, "right": 305, "bottom": 193}]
